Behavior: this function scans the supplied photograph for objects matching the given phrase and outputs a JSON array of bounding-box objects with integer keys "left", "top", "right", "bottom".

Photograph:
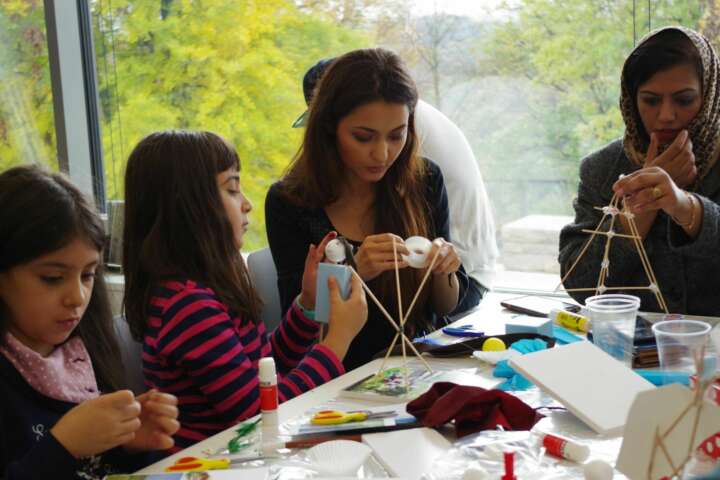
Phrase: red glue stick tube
[
  {"left": 259, "top": 357, "right": 278, "bottom": 427},
  {"left": 541, "top": 433, "right": 590, "bottom": 463}
]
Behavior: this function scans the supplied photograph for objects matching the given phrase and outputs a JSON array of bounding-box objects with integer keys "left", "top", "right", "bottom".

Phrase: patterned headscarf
[{"left": 620, "top": 26, "right": 720, "bottom": 182}]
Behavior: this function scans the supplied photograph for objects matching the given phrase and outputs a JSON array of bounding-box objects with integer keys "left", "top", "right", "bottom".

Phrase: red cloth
[{"left": 406, "top": 382, "right": 543, "bottom": 438}]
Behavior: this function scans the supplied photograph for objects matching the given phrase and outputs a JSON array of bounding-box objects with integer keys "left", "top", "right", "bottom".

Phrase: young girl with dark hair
[
  {"left": 122, "top": 130, "right": 366, "bottom": 451},
  {"left": 0, "top": 165, "right": 179, "bottom": 480},
  {"left": 560, "top": 27, "right": 720, "bottom": 314},
  {"left": 266, "top": 48, "right": 473, "bottom": 370}
]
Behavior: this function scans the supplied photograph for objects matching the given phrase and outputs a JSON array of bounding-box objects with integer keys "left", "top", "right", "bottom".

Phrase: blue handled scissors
[{"left": 442, "top": 324, "right": 485, "bottom": 337}]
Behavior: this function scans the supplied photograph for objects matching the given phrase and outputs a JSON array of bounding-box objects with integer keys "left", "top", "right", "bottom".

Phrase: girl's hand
[
  {"left": 644, "top": 131, "right": 697, "bottom": 188},
  {"left": 354, "top": 233, "right": 409, "bottom": 281},
  {"left": 612, "top": 166, "right": 692, "bottom": 220},
  {"left": 123, "top": 390, "right": 180, "bottom": 452},
  {"left": 51, "top": 390, "right": 142, "bottom": 458},
  {"left": 299, "top": 231, "right": 337, "bottom": 310},
  {"left": 321, "top": 274, "right": 368, "bottom": 360},
  {"left": 426, "top": 238, "right": 461, "bottom": 275}
]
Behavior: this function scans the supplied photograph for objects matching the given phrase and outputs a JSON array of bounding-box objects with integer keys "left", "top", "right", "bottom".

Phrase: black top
[
  {"left": 0, "top": 354, "right": 150, "bottom": 480},
  {"left": 265, "top": 159, "right": 475, "bottom": 370}
]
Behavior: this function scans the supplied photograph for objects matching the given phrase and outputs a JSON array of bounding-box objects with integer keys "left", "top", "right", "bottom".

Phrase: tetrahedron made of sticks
[
  {"left": 324, "top": 236, "right": 437, "bottom": 382},
  {"left": 556, "top": 192, "right": 669, "bottom": 313}
]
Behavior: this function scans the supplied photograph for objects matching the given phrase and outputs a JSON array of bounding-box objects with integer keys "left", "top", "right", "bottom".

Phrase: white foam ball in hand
[
  {"left": 583, "top": 460, "right": 613, "bottom": 480},
  {"left": 402, "top": 236, "right": 432, "bottom": 268},
  {"left": 324, "top": 239, "right": 346, "bottom": 264},
  {"left": 462, "top": 465, "right": 489, "bottom": 480}
]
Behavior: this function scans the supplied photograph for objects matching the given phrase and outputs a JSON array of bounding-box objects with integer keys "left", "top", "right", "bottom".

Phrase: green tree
[
  {"left": 0, "top": 0, "right": 56, "bottom": 171},
  {"left": 93, "top": 0, "right": 368, "bottom": 250},
  {"left": 471, "top": 0, "right": 702, "bottom": 225}
]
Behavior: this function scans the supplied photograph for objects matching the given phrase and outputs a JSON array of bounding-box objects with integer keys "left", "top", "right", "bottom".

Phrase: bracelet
[
  {"left": 671, "top": 191, "right": 697, "bottom": 230},
  {"left": 295, "top": 295, "right": 316, "bottom": 320}
]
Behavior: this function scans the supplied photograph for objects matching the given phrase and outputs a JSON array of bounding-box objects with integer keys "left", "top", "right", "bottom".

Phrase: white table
[{"left": 136, "top": 293, "right": 618, "bottom": 478}]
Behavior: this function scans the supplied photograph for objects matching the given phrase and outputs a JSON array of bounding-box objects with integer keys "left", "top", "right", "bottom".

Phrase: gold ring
[{"left": 651, "top": 186, "right": 662, "bottom": 199}]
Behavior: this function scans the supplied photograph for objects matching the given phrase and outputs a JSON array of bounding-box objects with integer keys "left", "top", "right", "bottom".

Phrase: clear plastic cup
[
  {"left": 652, "top": 320, "right": 713, "bottom": 382},
  {"left": 585, "top": 294, "right": 640, "bottom": 366}
]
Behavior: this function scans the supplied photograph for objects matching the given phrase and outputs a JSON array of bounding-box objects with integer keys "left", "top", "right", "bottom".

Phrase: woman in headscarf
[{"left": 559, "top": 26, "right": 720, "bottom": 315}]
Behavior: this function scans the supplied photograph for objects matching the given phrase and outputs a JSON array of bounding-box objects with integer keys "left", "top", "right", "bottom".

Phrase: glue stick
[
  {"left": 549, "top": 308, "right": 591, "bottom": 333},
  {"left": 539, "top": 432, "right": 590, "bottom": 463},
  {"left": 259, "top": 357, "right": 278, "bottom": 428}
]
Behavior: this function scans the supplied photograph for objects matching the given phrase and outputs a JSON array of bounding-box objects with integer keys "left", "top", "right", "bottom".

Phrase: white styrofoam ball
[
  {"left": 583, "top": 459, "right": 614, "bottom": 480},
  {"left": 402, "top": 236, "right": 432, "bottom": 268},
  {"left": 461, "top": 465, "right": 489, "bottom": 480},
  {"left": 324, "top": 238, "right": 346, "bottom": 263}
]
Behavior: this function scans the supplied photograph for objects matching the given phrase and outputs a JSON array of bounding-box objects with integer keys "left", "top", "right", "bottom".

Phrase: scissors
[
  {"left": 442, "top": 324, "right": 485, "bottom": 337},
  {"left": 166, "top": 456, "right": 232, "bottom": 472},
  {"left": 311, "top": 409, "right": 397, "bottom": 425}
]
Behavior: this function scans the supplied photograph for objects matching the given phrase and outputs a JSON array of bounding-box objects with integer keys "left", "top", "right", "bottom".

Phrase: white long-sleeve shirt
[{"left": 415, "top": 99, "right": 498, "bottom": 289}]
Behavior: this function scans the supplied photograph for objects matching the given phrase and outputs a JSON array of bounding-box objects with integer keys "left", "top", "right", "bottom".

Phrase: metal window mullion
[{"left": 45, "top": 0, "right": 105, "bottom": 211}]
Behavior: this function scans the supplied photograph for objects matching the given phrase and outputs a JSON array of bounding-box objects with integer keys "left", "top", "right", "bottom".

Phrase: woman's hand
[
  {"left": 123, "top": 390, "right": 180, "bottom": 452},
  {"left": 321, "top": 274, "right": 368, "bottom": 360},
  {"left": 644, "top": 130, "right": 697, "bottom": 188},
  {"left": 50, "top": 390, "right": 142, "bottom": 458},
  {"left": 613, "top": 166, "right": 693, "bottom": 222},
  {"left": 354, "top": 233, "right": 409, "bottom": 281},
  {"left": 425, "top": 238, "right": 461, "bottom": 275},
  {"left": 299, "top": 231, "right": 338, "bottom": 309}
]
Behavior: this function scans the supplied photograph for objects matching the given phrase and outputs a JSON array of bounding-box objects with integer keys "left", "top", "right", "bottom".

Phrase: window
[
  {"left": 90, "top": 0, "right": 706, "bottom": 291},
  {"left": 0, "top": 2, "right": 56, "bottom": 171}
]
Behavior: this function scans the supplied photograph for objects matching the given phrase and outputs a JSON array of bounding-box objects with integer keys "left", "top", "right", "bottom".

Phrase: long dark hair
[
  {"left": 0, "top": 165, "right": 124, "bottom": 392},
  {"left": 280, "top": 48, "right": 433, "bottom": 333},
  {"left": 123, "top": 130, "right": 262, "bottom": 341}
]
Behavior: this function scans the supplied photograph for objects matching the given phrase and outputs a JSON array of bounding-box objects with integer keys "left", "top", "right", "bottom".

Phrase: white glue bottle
[{"left": 259, "top": 357, "right": 279, "bottom": 429}]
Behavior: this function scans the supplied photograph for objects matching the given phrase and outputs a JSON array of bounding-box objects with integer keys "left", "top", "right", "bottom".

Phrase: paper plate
[{"left": 306, "top": 439, "right": 372, "bottom": 476}]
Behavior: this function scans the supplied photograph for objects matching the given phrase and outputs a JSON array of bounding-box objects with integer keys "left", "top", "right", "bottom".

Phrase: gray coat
[{"left": 559, "top": 139, "right": 720, "bottom": 315}]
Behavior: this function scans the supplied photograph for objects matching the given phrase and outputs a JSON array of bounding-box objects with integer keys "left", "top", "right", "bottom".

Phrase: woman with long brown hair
[
  {"left": 266, "top": 48, "right": 473, "bottom": 369},
  {"left": 122, "top": 130, "right": 366, "bottom": 450}
]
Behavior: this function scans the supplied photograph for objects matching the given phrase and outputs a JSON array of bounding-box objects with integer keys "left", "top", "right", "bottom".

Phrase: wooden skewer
[
  {"left": 392, "top": 239, "right": 408, "bottom": 389},
  {"left": 376, "top": 332, "right": 400, "bottom": 377},
  {"left": 556, "top": 205, "right": 611, "bottom": 292},
  {"left": 401, "top": 246, "right": 442, "bottom": 326},
  {"left": 563, "top": 286, "right": 657, "bottom": 292},
  {"left": 581, "top": 229, "right": 640, "bottom": 240},
  {"left": 350, "top": 268, "right": 433, "bottom": 373}
]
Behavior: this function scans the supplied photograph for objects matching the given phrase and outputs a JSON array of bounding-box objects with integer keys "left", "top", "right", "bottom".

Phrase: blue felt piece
[
  {"left": 497, "top": 374, "right": 533, "bottom": 391},
  {"left": 552, "top": 325, "right": 584, "bottom": 345},
  {"left": 505, "top": 315, "right": 553, "bottom": 337},
  {"left": 635, "top": 369, "right": 690, "bottom": 386},
  {"left": 315, "top": 263, "right": 352, "bottom": 324},
  {"left": 493, "top": 359, "right": 515, "bottom": 378},
  {"left": 510, "top": 338, "right": 548, "bottom": 354},
  {"left": 492, "top": 339, "right": 549, "bottom": 391}
]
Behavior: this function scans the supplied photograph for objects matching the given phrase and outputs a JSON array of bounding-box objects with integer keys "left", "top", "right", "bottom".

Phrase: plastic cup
[
  {"left": 585, "top": 294, "right": 640, "bottom": 366},
  {"left": 652, "top": 320, "right": 713, "bottom": 383}
]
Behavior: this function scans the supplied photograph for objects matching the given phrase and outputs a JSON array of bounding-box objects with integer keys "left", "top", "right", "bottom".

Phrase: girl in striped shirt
[{"left": 122, "top": 130, "right": 367, "bottom": 450}]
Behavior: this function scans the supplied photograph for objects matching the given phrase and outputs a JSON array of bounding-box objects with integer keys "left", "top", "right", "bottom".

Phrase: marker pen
[{"left": 549, "top": 308, "right": 591, "bottom": 333}]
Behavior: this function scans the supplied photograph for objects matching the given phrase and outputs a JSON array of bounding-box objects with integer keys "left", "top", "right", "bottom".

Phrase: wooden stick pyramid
[
  {"left": 647, "top": 349, "right": 719, "bottom": 478},
  {"left": 329, "top": 237, "right": 436, "bottom": 380},
  {"left": 556, "top": 192, "right": 669, "bottom": 313}
]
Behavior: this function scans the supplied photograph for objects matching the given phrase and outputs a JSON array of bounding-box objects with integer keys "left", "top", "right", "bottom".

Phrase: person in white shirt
[{"left": 292, "top": 58, "right": 498, "bottom": 305}]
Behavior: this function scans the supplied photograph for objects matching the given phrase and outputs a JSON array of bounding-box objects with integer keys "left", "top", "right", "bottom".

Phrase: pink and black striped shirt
[{"left": 142, "top": 279, "right": 344, "bottom": 451}]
